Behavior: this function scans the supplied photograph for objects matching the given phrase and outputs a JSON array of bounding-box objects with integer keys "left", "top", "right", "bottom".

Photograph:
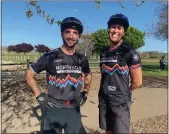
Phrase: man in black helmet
[
  {"left": 98, "top": 13, "right": 142, "bottom": 134},
  {"left": 25, "top": 17, "right": 92, "bottom": 134}
]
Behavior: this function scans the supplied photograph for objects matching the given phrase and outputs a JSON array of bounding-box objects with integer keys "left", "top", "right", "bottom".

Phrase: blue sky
[{"left": 2, "top": 1, "right": 168, "bottom": 52}]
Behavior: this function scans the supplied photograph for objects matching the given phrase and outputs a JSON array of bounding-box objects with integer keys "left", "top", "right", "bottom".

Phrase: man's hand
[
  {"left": 78, "top": 91, "right": 88, "bottom": 106},
  {"left": 36, "top": 92, "right": 58, "bottom": 110}
]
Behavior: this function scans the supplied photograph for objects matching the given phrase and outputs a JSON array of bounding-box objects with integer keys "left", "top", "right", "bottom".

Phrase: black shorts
[
  {"left": 98, "top": 97, "right": 131, "bottom": 133},
  {"left": 42, "top": 107, "right": 86, "bottom": 134},
  {"left": 160, "top": 64, "right": 165, "bottom": 70}
]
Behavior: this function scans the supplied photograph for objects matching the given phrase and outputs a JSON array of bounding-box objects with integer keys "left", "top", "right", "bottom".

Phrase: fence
[
  {"left": 2, "top": 55, "right": 40, "bottom": 63},
  {"left": 2, "top": 54, "right": 100, "bottom": 68}
]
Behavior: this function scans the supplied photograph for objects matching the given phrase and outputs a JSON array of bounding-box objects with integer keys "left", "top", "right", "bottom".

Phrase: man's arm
[
  {"left": 25, "top": 68, "right": 42, "bottom": 97},
  {"left": 83, "top": 73, "right": 92, "bottom": 93},
  {"left": 129, "top": 68, "right": 142, "bottom": 91}
]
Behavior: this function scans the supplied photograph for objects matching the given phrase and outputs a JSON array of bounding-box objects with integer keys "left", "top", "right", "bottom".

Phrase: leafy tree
[
  {"left": 7, "top": 45, "right": 16, "bottom": 52},
  {"left": 150, "top": 2, "right": 168, "bottom": 41},
  {"left": 76, "top": 33, "right": 94, "bottom": 58},
  {"left": 35, "top": 44, "right": 50, "bottom": 55},
  {"left": 124, "top": 26, "right": 145, "bottom": 49},
  {"left": 15, "top": 43, "right": 34, "bottom": 54},
  {"left": 91, "top": 29, "right": 110, "bottom": 55},
  {"left": 91, "top": 26, "right": 145, "bottom": 54}
]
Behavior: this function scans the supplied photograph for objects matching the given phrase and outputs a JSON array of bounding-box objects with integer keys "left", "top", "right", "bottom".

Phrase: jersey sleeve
[
  {"left": 81, "top": 57, "right": 91, "bottom": 74},
  {"left": 30, "top": 54, "right": 48, "bottom": 74},
  {"left": 99, "top": 47, "right": 107, "bottom": 68},
  {"left": 125, "top": 48, "right": 141, "bottom": 70}
]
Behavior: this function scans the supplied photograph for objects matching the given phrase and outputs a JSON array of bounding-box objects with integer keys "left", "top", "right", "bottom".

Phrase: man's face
[
  {"left": 108, "top": 24, "right": 125, "bottom": 43},
  {"left": 62, "top": 28, "right": 80, "bottom": 48}
]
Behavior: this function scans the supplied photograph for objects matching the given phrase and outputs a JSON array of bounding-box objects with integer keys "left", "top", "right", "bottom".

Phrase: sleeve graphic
[
  {"left": 30, "top": 54, "right": 48, "bottom": 74},
  {"left": 126, "top": 49, "right": 141, "bottom": 70}
]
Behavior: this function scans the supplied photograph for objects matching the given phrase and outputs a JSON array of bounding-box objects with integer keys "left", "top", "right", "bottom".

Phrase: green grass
[
  {"left": 2, "top": 52, "right": 168, "bottom": 77},
  {"left": 143, "top": 70, "right": 168, "bottom": 77},
  {"left": 141, "top": 62, "right": 168, "bottom": 77},
  {"left": 90, "top": 61, "right": 168, "bottom": 77}
]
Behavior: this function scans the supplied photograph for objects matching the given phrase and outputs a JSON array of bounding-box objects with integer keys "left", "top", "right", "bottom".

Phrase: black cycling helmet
[
  {"left": 60, "top": 17, "right": 83, "bottom": 34},
  {"left": 107, "top": 13, "right": 129, "bottom": 31}
]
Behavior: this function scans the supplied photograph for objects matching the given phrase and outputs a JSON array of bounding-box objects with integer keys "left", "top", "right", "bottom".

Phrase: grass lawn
[
  {"left": 141, "top": 61, "right": 168, "bottom": 77},
  {"left": 2, "top": 56, "right": 168, "bottom": 78}
]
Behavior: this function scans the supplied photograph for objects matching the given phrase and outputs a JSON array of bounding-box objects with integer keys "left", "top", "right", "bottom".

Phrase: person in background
[{"left": 159, "top": 56, "right": 166, "bottom": 72}]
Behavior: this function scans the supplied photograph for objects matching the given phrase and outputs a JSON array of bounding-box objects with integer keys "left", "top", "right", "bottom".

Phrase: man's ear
[{"left": 79, "top": 35, "right": 81, "bottom": 39}]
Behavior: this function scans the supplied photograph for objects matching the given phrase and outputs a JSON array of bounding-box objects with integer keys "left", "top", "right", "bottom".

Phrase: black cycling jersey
[
  {"left": 99, "top": 43, "right": 141, "bottom": 105},
  {"left": 30, "top": 48, "right": 91, "bottom": 101}
]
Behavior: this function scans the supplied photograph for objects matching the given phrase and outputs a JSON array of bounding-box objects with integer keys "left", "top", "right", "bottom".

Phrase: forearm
[
  {"left": 83, "top": 73, "right": 92, "bottom": 93},
  {"left": 129, "top": 68, "right": 142, "bottom": 91},
  {"left": 26, "top": 76, "right": 41, "bottom": 97},
  {"left": 130, "top": 81, "right": 142, "bottom": 91}
]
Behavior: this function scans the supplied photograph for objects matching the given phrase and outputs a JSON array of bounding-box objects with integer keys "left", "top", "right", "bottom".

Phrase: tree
[
  {"left": 76, "top": 33, "right": 94, "bottom": 58},
  {"left": 26, "top": 0, "right": 145, "bottom": 25},
  {"left": 91, "top": 26, "right": 145, "bottom": 54},
  {"left": 14, "top": 43, "right": 34, "bottom": 54},
  {"left": 91, "top": 29, "right": 110, "bottom": 55},
  {"left": 124, "top": 26, "right": 145, "bottom": 49},
  {"left": 7, "top": 45, "right": 16, "bottom": 52},
  {"left": 149, "top": 2, "right": 168, "bottom": 41},
  {"left": 35, "top": 44, "right": 50, "bottom": 55}
]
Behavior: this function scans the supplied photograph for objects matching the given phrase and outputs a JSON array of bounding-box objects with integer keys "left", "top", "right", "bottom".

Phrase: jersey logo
[
  {"left": 100, "top": 57, "right": 118, "bottom": 63},
  {"left": 54, "top": 59, "right": 62, "bottom": 63},
  {"left": 133, "top": 54, "right": 139, "bottom": 61},
  {"left": 56, "top": 65, "right": 82, "bottom": 74},
  {"left": 100, "top": 59, "right": 117, "bottom": 63},
  {"left": 108, "top": 86, "right": 116, "bottom": 91}
]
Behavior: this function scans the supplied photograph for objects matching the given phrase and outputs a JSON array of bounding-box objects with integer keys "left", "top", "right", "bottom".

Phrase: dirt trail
[{"left": 1, "top": 72, "right": 168, "bottom": 133}]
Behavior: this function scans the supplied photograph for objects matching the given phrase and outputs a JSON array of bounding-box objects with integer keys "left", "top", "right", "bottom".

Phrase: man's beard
[{"left": 63, "top": 38, "right": 79, "bottom": 49}]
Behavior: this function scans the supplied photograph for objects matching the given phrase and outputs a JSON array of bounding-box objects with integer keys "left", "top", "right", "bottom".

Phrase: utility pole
[{"left": 72, "top": 9, "right": 77, "bottom": 17}]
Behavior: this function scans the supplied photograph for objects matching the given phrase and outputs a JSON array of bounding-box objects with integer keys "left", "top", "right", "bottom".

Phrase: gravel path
[
  {"left": 131, "top": 114, "right": 168, "bottom": 133},
  {"left": 1, "top": 71, "right": 168, "bottom": 133}
]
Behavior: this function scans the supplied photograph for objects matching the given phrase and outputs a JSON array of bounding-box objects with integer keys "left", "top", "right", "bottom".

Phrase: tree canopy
[
  {"left": 150, "top": 2, "right": 168, "bottom": 41},
  {"left": 91, "top": 26, "right": 145, "bottom": 54},
  {"left": 91, "top": 29, "right": 110, "bottom": 55},
  {"left": 7, "top": 43, "right": 34, "bottom": 54},
  {"left": 35, "top": 44, "right": 50, "bottom": 54},
  {"left": 124, "top": 26, "right": 145, "bottom": 49}
]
